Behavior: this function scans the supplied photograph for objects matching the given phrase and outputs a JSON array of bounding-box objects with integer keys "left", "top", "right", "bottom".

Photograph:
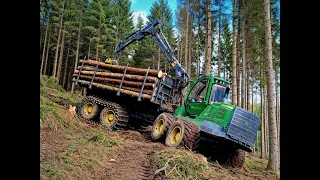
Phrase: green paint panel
[
  {"left": 174, "top": 106, "right": 187, "bottom": 117},
  {"left": 196, "top": 102, "right": 235, "bottom": 130},
  {"left": 173, "top": 103, "right": 235, "bottom": 130}
]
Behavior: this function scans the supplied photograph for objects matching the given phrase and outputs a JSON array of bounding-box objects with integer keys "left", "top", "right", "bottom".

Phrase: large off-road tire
[
  {"left": 151, "top": 113, "right": 176, "bottom": 141},
  {"left": 80, "top": 97, "right": 101, "bottom": 121},
  {"left": 99, "top": 102, "right": 128, "bottom": 130},
  {"left": 164, "top": 119, "right": 200, "bottom": 150},
  {"left": 217, "top": 148, "right": 245, "bottom": 169},
  {"left": 183, "top": 120, "right": 201, "bottom": 150}
]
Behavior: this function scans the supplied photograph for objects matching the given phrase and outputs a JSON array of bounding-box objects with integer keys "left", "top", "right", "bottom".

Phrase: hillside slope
[{"left": 40, "top": 75, "right": 279, "bottom": 180}]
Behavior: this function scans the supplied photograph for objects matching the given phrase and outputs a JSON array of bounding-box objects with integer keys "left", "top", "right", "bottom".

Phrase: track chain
[{"left": 76, "top": 95, "right": 129, "bottom": 130}]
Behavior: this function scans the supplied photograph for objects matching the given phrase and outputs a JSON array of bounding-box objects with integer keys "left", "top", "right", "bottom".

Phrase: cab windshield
[{"left": 210, "top": 84, "right": 226, "bottom": 103}]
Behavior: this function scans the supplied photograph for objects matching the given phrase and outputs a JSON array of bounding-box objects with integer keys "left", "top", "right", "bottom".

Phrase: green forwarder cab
[{"left": 151, "top": 75, "right": 260, "bottom": 168}]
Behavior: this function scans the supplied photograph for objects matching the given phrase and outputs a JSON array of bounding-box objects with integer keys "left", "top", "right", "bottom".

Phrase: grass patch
[
  {"left": 88, "top": 131, "right": 121, "bottom": 147},
  {"left": 40, "top": 75, "right": 84, "bottom": 106},
  {"left": 245, "top": 156, "right": 268, "bottom": 172},
  {"left": 40, "top": 163, "right": 57, "bottom": 177},
  {"left": 155, "top": 150, "right": 210, "bottom": 180},
  {"left": 40, "top": 75, "right": 123, "bottom": 179}
]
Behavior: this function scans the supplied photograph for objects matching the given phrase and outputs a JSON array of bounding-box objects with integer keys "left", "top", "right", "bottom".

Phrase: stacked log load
[{"left": 72, "top": 59, "right": 165, "bottom": 101}]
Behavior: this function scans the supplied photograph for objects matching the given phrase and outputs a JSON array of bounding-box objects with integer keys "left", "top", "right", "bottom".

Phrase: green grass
[
  {"left": 154, "top": 149, "right": 279, "bottom": 180},
  {"left": 154, "top": 150, "right": 211, "bottom": 180},
  {"left": 40, "top": 75, "right": 123, "bottom": 179},
  {"left": 40, "top": 163, "right": 57, "bottom": 177}
]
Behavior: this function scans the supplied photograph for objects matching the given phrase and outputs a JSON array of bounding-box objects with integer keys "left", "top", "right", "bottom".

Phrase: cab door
[{"left": 185, "top": 78, "right": 211, "bottom": 116}]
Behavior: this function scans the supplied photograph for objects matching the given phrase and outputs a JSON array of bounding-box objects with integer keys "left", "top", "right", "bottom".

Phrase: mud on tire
[
  {"left": 164, "top": 119, "right": 200, "bottom": 150},
  {"left": 79, "top": 97, "right": 101, "bottom": 121},
  {"left": 151, "top": 113, "right": 176, "bottom": 141},
  {"left": 182, "top": 120, "right": 200, "bottom": 150},
  {"left": 99, "top": 102, "right": 129, "bottom": 130},
  {"left": 217, "top": 148, "right": 245, "bottom": 169}
]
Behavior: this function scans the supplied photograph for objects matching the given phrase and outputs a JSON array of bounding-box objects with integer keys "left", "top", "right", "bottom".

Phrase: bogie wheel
[
  {"left": 80, "top": 98, "right": 101, "bottom": 121},
  {"left": 165, "top": 119, "right": 200, "bottom": 150},
  {"left": 151, "top": 113, "right": 176, "bottom": 141},
  {"left": 99, "top": 103, "right": 128, "bottom": 130},
  {"left": 217, "top": 148, "right": 245, "bottom": 169}
]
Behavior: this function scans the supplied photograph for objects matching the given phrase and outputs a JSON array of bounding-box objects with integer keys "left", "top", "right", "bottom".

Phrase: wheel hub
[
  {"left": 104, "top": 110, "right": 115, "bottom": 124},
  {"left": 84, "top": 103, "right": 94, "bottom": 115},
  {"left": 169, "top": 126, "right": 182, "bottom": 145},
  {"left": 155, "top": 119, "right": 164, "bottom": 134}
]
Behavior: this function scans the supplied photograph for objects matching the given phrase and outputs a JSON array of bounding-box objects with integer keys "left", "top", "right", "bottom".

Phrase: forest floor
[{"left": 40, "top": 75, "right": 279, "bottom": 180}]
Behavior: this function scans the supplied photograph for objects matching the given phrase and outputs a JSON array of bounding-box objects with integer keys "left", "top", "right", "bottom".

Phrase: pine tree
[
  {"left": 132, "top": 15, "right": 154, "bottom": 68},
  {"left": 221, "top": 17, "right": 232, "bottom": 81},
  {"left": 264, "top": 0, "right": 279, "bottom": 174},
  {"left": 112, "top": 0, "right": 134, "bottom": 65},
  {"left": 148, "top": 0, "right": 175, "bottom": 71},
  {"left": 231, "top": 0, "right": 238, "bottom": 104},
  {"left": 83, "top": 0, "right": 110, "bottom": 61}
]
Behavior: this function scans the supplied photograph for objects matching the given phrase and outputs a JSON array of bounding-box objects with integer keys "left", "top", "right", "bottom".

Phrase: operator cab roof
[{"left": 196, "top": 75, "right": 229, "bottom": 87}]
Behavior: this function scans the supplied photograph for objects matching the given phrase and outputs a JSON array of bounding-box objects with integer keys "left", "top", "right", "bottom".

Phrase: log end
[{"left": 158, "top": 70, "right": 163, "bottom": 78}]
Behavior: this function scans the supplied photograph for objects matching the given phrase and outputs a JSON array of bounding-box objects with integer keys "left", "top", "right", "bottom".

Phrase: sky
[{"left": 130, "top": 0, "right": 177, "bottom": 27}]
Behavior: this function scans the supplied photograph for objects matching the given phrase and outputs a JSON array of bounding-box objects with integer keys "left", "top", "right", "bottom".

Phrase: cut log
[
  {"left": 73, "top": 74, "right": 155, "bottom": 89},
  {"left": 116, "top": 85, "right": 153, "bottom": 95},
  {"left": 72, "top": 79, "right": 151, "bottom": 100},
  {"left": 104, "top": 83, "right": 153, "bottom": 95},
  {"left": 77, "top": 65, "right": 112, "bottom": 72},
  {"left": 79, "top": 59, "right": 163, "bottom": 78},
  {"left": 74, "top": 70, "right": 158, "bottom": 83}
]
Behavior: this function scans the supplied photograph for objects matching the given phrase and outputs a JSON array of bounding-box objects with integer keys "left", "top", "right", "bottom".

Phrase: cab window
[
  {"left": 187, "top": 79, "right": 209, "bottom": 103},
  {"left": 210, "top": 84, "right": 226, "bottom": 103}
]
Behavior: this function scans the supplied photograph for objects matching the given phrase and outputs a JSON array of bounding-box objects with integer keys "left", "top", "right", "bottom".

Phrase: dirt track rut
[{"left": 101, "top": 134, "right": 163, "bottom": 180}]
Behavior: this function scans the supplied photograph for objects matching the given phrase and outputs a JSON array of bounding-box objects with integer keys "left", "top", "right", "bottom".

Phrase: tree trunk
[
  {"left": 184, "top": 0, "right": 189, "bottom": 74},
  {"left": 188, "top": 22, "right": 192, "bottom": 77},
  {"left": 231, "top": 0, "right": 237, "bottom": 104},
  {"left": 53, "top": 3, "right": 64, "bottom": 77},
  {"left": 40, "top": 18, "right": 49, "bottom": 74},
  {"left": 260, "top": 59, "right": 265, "bottom": 159},
  {"left": 177, "top": 36, "right": 180, "bottom": 62},
  {"left": 43, "top": 29, "right": 51, "bottom": 76},
  {"left": 264, "top": 0, "right": 279, "bottom": 173},
  {"left": 264, "top": 89, "right": 268, "bottom": 157},
  {"left": 197, "top": 11, "right": 201, "bottom": 78},
  {"left": 152, "top": 55, "right": 155, "bottom": 69},
  {"left": 247, "top": 69, "right": 250, "bottom": 110},
  {"left": 88, "top": 38, "right": 91, "bottom": 59},
  {"left": 252, "top": 75, "right": 254, "bottom": 113},
  {"left": 57, "top": 27, "right": 66, "bottom": 83},
  {"left": 217, "top": 0, "right": 221, "bottom": 78},
  {"left": 78, "top": 60, "right": 163, "bottom": 77},
  {"left": 241, "top": 0, "right": 246, "bottom": 109},
  {"left": 158, "top": 48, "right": 160, "bottom": 70},
  {"left": 62, "top": 42, "right": 70, "bottom": 88},
  {"left": 204, "top": 0, "right": 212, "bottom": 76},
  {"left": 71, "top": 19, "right": 82, "bottom": 93},
  {"left": 236, "top": 12, "right": 241, "bottom": 106},
  {"left": 96, "top": 15, "right": 101, "bottom": 61},
  {"left": 275, "top": 66, "right": 279, "bottom": 142}
]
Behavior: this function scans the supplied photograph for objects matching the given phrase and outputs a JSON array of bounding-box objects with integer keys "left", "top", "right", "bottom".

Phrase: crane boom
[{"left": 113, "top": 19, "right": 190, "bottom": 87}]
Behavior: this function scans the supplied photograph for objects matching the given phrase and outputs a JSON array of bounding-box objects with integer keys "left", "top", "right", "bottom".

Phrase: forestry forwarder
[{"left": 75, "top": 19, "right": 260, "bottom": 168}]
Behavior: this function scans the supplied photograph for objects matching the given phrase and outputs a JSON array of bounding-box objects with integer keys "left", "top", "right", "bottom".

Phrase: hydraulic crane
[{"left": 110, "top": 19, "right": 190, "bottom": 88}]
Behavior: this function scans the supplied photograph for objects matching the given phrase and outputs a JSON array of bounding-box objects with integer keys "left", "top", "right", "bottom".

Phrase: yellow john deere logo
[{"left": 221, "top": 104, "right": 233, "bottom": 109}]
